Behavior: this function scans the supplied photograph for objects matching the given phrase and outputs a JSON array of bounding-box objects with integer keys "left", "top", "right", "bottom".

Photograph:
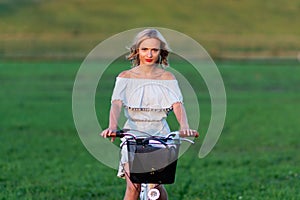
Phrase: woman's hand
[
  {"left": 100, "top": 128, "right": 116, "bottom": 142},
  {"left": 179, "top": 129, "right": 199, "bottom": 137}
]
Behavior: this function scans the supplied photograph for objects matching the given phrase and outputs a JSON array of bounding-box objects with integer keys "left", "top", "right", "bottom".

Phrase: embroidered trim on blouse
[{"left": 124, "top": 105, "right": 173, "bottom": 112}]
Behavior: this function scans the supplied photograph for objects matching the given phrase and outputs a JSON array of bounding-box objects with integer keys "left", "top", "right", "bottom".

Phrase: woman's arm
[
  {"left": 173, "top": 102, "right": 197, "bottom": 136},
  {"left": 108, "top": 100, "right": 122, "bottom": 130},
  {"left": 173, "top": 102, "right": 189, "bottom": 129},
  {"left": 101, "top": 71, "right": 129, "bottom": 141},
  {"left": 101, "top": 100, "right": 122, "bottom": 141}
]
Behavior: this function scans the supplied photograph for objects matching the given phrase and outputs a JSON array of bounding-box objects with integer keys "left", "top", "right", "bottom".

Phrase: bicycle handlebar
[{"left": 108, "top": 129, "right": 199, "bottom": 138}]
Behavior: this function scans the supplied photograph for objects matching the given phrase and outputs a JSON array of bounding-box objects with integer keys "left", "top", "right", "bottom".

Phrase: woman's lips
[{"left": 145, "top": 59, "right": 153, "bottom": 62}]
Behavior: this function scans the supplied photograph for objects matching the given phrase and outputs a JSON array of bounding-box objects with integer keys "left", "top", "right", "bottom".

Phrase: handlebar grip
[{"left": 109, "top": 130, "right": 125, "bottom": 138}]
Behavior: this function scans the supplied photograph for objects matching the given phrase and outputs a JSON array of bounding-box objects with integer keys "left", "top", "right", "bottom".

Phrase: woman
[{"left": 101, "top": 28, "right": 198, "bottom": 200}]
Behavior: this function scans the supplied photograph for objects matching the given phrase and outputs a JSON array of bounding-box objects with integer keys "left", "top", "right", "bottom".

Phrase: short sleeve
[
  {"left": 167, "top": 80, "right": 183, "bottom": 105},
  {"left": 111, "top": 77, "right": 128, "bottom": 103}
]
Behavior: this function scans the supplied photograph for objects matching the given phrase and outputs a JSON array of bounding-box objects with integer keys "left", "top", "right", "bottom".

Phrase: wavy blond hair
[{"left": 126, "top": 29, "right": 171, "bottom": 68}]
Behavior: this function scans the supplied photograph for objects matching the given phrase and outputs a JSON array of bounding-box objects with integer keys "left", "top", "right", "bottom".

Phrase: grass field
[{"left": 1, "top": 60, "right": 300, "bottom": 199}]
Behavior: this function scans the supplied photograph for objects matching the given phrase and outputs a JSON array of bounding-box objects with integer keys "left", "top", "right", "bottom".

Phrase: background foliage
[{"left": 0, "top": 0, "right": 300, "bottom": 59}]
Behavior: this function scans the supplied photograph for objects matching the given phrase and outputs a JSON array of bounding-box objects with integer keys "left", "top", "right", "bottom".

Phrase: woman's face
[{"left": 138, "top": 38, "right": 161, "bottom": 66}]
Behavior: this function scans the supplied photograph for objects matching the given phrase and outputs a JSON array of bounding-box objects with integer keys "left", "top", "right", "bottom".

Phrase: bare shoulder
[
  {"left": 117, "top": 70, "right": 131, "bottom": 78},
  {"left": 161, "top": 70, "right": 176, "bottom": 80}
]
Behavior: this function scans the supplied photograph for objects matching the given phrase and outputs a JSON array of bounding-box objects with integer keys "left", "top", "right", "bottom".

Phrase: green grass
[
  {"left": 1, "top": 60, "right": 300, "bottom": 199},
  {"left": 1, "top": 0, "right": 300, "bottom": 59}
]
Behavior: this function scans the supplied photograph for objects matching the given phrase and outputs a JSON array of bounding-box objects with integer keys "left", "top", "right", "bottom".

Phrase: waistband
[{"left": 129, "top": 119, "right": 162, "bottom": 122}]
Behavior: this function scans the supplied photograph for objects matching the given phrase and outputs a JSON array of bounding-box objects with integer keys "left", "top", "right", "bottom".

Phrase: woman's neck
[{"left": 131, "top": 64, "right": 164, "bottom": 79}]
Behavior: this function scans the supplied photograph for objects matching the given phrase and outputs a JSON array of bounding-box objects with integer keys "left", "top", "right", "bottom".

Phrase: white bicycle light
[{"left": 148, "top": 188, "right": 160, "bottom": 200}]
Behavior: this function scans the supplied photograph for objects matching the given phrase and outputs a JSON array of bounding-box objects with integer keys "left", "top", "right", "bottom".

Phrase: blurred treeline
[{"left": 0, "top": 0, "right": 299, "bottom": 60}]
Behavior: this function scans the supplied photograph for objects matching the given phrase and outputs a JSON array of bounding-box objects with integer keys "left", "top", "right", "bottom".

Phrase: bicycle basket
[{"left": 126, "top": 137, "right": 180, "bottom": 184}]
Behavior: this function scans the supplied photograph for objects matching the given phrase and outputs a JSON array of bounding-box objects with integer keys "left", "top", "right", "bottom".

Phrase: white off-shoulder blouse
[{"left": 111, "top": 77, "right": 183, "bottom": 136}]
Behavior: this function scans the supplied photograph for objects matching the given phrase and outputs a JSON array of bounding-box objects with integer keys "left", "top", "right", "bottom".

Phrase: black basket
[{"left": 126, "top": 137, "right": 180, "bottom": 184}]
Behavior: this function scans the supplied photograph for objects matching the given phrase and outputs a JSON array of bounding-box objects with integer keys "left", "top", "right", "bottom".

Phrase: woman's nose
[{"left": 147, "top": 50, "right": 152, "bottom": 57}]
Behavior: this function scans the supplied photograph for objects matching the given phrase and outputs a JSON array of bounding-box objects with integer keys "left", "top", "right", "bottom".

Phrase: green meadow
[{"left": 1, "top": 60, "right": 299, "bottom": 199}]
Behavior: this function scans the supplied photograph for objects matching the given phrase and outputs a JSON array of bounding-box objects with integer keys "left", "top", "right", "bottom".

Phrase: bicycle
[{"left": 109, "top": 129, "right": 199, "bottom": 200}]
